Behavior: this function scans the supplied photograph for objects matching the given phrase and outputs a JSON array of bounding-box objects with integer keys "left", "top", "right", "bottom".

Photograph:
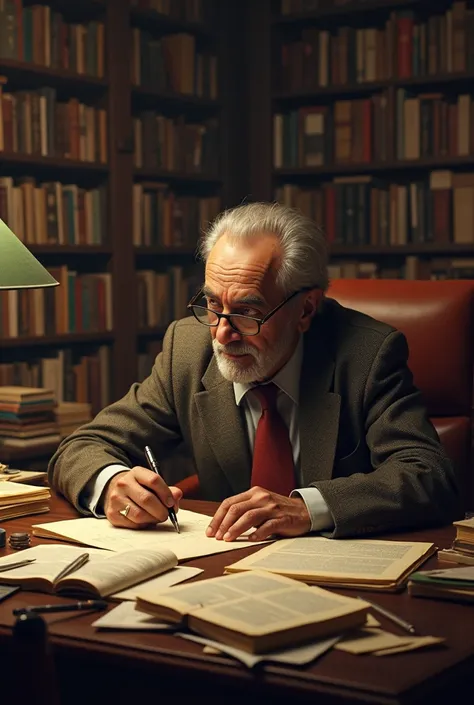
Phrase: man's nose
[{"left": 215, "top": 316, "right": 242, "bottom": 345}]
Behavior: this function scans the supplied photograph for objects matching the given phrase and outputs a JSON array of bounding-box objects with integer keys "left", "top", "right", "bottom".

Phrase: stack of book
[
  {"left": 54, "top": 402, "right": 92, "bottom": 438},
  {"left": 408, "top": 566, "right": 474, "bottom": 604},
  {"left": 0, "top": 481, "right": 51, "bottom": 521},
  {"left": 0, "top": 386, "right": 60, "bottom": 451},
  {"left": 438, "top": 517, "right": 474, "bottom": 566}
]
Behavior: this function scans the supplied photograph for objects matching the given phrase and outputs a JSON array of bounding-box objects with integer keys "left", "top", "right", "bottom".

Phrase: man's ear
[{"left": 297, "top": 290, "right": 323, "bottom": 333}]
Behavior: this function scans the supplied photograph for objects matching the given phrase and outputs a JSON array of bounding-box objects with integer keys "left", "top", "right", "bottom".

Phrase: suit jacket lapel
[
  {"left": 194, "top": 358, "right": 251, "bottom": 495},
  {"left": 299, "top": 305, "right": 341, "bottom": 485}
]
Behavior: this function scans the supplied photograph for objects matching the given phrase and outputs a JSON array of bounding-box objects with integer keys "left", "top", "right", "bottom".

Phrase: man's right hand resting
[{"left": 104, "top": 467, "right": 183, "bottom": 528}]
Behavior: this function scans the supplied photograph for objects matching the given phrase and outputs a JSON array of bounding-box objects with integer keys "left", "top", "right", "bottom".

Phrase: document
[
  {"left": 33, "top": 509, "right": 268, "bottom": 560},
  {"left": 225, "top": 536, "right": 436, "bottom": 591},
  {"left": 92, "top": 602, "right": 177, "bottom": 631},
  {"left": 176, "top": 632, "right": 340, "bottom": 669}
]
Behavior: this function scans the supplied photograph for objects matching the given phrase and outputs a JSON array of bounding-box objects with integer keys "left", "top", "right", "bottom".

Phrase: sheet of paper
[
  {"left": 335, "top": 628, "right": 445, "bottom": 655},
  {"left": 374, "top": 636, "right": 445, "bottom": 656},
  {"left": 176, "top": 632, "right": 340, "bottom": 668},
  {"left": 335, "top": 628, "right": 415, "bottom": 654},
  {"left": 92, "top": 602, "right": 176, "bottom": 631},
  {"left": 33, "top": 509, "right": 269, "bottom": 560},
  {"left": 111, "top": 566, "right": 203, "bottom": 601}
]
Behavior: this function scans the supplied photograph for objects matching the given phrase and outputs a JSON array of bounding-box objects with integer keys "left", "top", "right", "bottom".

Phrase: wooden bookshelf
[
  {"left": 0, "top": 0, "right": 246, "bottom": 462},
  {"left": 0, "top": 332, "right": 114, "bottom": 348},
  {"left": 247, "top": 0, "right": 474, "bottom": 280}
]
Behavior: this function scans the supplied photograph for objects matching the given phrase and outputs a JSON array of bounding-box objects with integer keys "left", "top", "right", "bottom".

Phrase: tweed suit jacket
[{"left": 48, "top": 297, "right": 461, "bottom": 538}]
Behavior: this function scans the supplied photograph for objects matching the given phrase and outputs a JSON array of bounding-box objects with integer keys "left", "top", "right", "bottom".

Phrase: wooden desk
[{"left": 1, "top": 494, "right": 474, "bottom": 705}]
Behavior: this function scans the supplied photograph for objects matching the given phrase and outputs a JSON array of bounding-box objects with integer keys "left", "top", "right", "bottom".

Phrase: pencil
[{"left": 357, "top": 596, "right": 417, "bottom": 635}]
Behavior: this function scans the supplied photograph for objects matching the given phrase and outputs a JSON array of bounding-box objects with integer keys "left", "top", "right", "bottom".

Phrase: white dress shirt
[{"left": 83, "top": 337, "right": 334, "bottom": 532}]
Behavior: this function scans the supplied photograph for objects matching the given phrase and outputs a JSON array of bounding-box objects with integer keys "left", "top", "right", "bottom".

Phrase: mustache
[{"left": 213, "top": 341, "right": 256, "bottom": 357}]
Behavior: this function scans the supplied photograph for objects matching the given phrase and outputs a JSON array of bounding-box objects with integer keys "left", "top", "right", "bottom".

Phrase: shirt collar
[{"left": 233, "top": 335, "right": 304, "bottom": 407}]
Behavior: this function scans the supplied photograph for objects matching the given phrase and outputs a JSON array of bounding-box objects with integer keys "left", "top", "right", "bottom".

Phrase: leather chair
[{"left": 327, "top": 278, "right": 474, "bottom": 512}]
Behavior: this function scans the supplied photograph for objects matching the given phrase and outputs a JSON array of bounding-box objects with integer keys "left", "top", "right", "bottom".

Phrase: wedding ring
[{"left": 119, "top": 504, "right": 131, "bottom": 518}]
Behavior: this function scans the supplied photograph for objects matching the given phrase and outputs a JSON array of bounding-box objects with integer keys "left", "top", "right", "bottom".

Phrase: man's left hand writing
[{"left": 205, "top": 486, "right": 311, "bottom": 541}]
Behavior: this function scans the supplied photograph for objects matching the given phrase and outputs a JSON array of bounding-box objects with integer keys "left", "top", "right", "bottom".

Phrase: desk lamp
[
  {"left": 0, "top": 218, "right": 58, "bottom": 290},
  {"left": 0, "top": 218, "right": 58, "bottom": 468}
]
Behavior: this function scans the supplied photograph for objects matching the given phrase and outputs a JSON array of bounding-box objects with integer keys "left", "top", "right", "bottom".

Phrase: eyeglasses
[{"left": 187, "top": 286, "right": 316, "bottom": 336}]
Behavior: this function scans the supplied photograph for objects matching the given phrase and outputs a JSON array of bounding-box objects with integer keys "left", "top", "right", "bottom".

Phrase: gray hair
[{"left": 198, "top": 202, "right": 329, "bottom": 293}]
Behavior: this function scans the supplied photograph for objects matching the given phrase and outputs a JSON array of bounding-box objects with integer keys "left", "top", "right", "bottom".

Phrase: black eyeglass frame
[{"left": 187, "top": 285, "right": 317, "bottom": 336}]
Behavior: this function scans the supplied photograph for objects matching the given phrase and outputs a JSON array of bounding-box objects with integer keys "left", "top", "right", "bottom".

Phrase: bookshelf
[
  {"left": 247, "top": 0, "right": 474, "bottom": 280},
  {"left": 0, "top": 0, "right": 246, "bottom": 459}
]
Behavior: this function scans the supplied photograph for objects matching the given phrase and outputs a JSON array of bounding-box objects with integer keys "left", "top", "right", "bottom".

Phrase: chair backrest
[{"left": 327, "top": 278, "right": 474, "bottom": 509}]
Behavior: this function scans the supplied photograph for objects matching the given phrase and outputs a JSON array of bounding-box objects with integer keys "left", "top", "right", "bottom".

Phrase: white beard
[{"left": 212, "top": 333, "right": 295, "bottom": 383}]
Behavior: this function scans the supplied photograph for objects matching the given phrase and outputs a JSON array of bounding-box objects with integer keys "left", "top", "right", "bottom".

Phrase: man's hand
[
  {"left": 205, "top": 486, "right": 311, "bottom": 542},
  {"left": 104, "top": 467, "right": 182, "bottom": 528}
]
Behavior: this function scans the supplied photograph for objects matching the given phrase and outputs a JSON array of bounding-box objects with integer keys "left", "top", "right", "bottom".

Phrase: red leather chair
[{"left": 327, "top": 279, "right": 474, "bottom": 511}]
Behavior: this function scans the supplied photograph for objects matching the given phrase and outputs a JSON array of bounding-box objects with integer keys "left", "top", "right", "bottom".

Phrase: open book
[
  {"left": 135, "top": 570, "right": 369, "bottom": 654},
  {"left": 0, "top": 544, "right": 178, "bottom": 598},
  {"left": 224, "top": 536, "right": 436, "bottom": 591}
]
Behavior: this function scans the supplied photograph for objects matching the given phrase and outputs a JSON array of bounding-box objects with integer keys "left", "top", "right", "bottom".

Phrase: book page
[
  {"left": 192, "top": 584, "right": 366, "bottom": 636},
  {"left": 226, "top": 536, "right": 435, "bottom": 583},
  {"left": 137, "top": 570, "right": 367, "bottom": 635},
  {"left": 177, "top": 632, "right": 339, "bottom": 669},
  {"left": 33, "top": 508, "right": 269, "bottom": 560},
  {"left": 111, "top": 565, "right": 202, "bottom": 601},
  {"left": 0, "top": 544, "right": 107, "bottom": 584},
  {"left": 59, "top": 548, "right": 177, "bottom": 597}
]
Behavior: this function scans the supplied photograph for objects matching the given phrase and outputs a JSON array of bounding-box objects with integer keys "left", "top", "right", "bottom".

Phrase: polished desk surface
[{"left": 1, "top": 494, "right": 474, "bottom": 705}]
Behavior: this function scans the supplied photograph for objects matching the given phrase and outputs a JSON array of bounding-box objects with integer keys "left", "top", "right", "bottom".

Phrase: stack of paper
[
  {"left": 0, "top": 481, "right": 50, "bottom": 521},
  {"left": 225, "top": 536, "right": 436, "bottom": 592}
]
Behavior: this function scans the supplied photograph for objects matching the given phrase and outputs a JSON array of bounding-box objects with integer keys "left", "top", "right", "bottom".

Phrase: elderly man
[{"left": 49, "top": 202, "right": 460, "bottom": 539}]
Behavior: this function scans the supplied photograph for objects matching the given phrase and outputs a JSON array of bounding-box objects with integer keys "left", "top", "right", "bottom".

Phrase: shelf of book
[
  {"left": 29, "top": 246, "right": 113, "bottom": 256},
  {"left": 274, "top": 0, "right": 422, "bottom": 24},
  {"left": 274, "top": 157, "right": 474, "bottom": 180},
  {"left": 0, "top": 153, "right": 108, "bottom": 174},
  {"left": 135, "top": 246, "right": 198, "bottom": 256},
  {"left": 132, "top": 86, "right": 221, "bottom": 115},
  {"left": 274, "top": 71, "right": 474, "bottom": 104},
  {"left": 0, "top": 332, "right": 115, "bottom": 348},
  {"left": 247, "top": 0, "right": 474, "bottom": 278},
  {"left": 130, "top": 8, "right": 215, "bottom": 40},
  {"left": 134, "top": 168, "right": 221, "bottom": 185},
  {"left": 0, "top": 0, "right": 245, "bottom": 447},
  {"left": 0, "top": 59, "right": 107, "bottom": 90}
]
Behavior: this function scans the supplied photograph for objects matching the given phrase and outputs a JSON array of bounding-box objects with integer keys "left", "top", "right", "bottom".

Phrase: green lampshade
[{"left": 0, "top": 219, "right": 58, "bottom": 290}]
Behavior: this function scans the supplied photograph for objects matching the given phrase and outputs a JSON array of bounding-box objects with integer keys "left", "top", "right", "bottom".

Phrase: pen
[
  {"left": 0, "top": 558, "right": 36, "bottom": 573},
  {"left": 52, "top": 553, "right": 90, "bottom": 585},
  {"left": 13, "top": 600, "right": 108, "bottom": 616},
  {"left": 357, "top": 596, "right": 417, "bottom": 635},
  {"left": 144, "top": 445, "right": 180, "bottom": 533}
]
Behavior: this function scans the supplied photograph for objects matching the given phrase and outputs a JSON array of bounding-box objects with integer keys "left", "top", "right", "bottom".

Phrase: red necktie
[{"left": 250, "top": 383, "right": 296, "bottom": 496}]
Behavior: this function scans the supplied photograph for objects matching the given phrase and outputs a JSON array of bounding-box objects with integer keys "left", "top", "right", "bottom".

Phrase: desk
[{"left": 1, "top": 494, "right": 473, "bottom": 705}]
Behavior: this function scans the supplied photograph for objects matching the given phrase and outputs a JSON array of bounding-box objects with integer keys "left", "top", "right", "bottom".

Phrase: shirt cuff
[
  {"left": 291, "top": 487, "right": 334, "bottom": 532},
  {"left": 82, "top": 464, "right": 129, "bottom": 517}
]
